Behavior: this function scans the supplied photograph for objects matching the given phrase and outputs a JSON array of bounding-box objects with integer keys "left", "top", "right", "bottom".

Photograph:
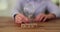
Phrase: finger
[
  {"left": 23, "top": 17, "right": 29, "bottom": 23},
  {"left": 19, "top": 14, "right": 25, "bottom": 18},
  {"left": 18, "top": 14, "right": 29, "bottom": 22},
  {"left": 16, "top": 17, "right": 22, "bottom": 22},
  {"left": 18, "top": 15, "right": 23, "bottom": 19},
  {"left": 39, "top": 15, "right": 45, "bottom": 22},
  {"left": 34, "top": 15, "right": 39, "bottom": 20},
  {"left": 25, "top": 17, "right": 29, "bottom": 21},
  {"left": 43, "top": 16, "right": 47, "bottom": 22},
  {"left": 15, "top": 18, "right": 22, "bottom": 24},
  {"left": 17, "top": 16, "right": 22, "bottom": 20},
  {"left": 15, "top": 17, "right": 22, "bottom": 23},
  {"left": 35, "top": 15, "right": 41, "bottom": 21}
]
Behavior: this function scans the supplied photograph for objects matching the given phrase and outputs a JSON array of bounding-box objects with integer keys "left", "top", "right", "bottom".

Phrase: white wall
[{"left": 0, "top": 0, "right": 17, "bottom": 17}]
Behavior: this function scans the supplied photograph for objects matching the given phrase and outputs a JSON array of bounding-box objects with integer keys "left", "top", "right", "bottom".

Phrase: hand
[
  {"left": 34, "top": 13, "right": 56, "bottom": 22},
  {"left": 15, "top": 13, "right": 29, "bottom": 24}
]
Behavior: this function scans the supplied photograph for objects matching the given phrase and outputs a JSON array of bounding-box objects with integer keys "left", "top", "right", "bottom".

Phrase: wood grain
[{"left": 0, "top": 17, "right": 60, "bottom": 32}]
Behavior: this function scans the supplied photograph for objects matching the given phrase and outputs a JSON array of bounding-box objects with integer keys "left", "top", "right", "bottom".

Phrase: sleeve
[
  {"left": 11, "top": 0, "right": 23, "bottom": 18},
  {"left": 47, "top": 0, "right": 60, "bottom": 18}
]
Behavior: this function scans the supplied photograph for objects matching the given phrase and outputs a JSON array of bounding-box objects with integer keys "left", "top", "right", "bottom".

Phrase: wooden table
[{"left": 0, "top": 17, "right": 60, "bottom": 32}]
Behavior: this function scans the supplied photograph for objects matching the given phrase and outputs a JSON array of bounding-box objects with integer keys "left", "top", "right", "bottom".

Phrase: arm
[
  {"left": 11, "top": 0, "right": 23, "bottom": 18},
  {"left": 34, "top": 0, "right": 60, "bottom": 22},
  {"left": 11, "top": 0, "right": 29, "bottom": 23},
  {"left": 47, "top": 0, "right": 60, "bottom": 18}
]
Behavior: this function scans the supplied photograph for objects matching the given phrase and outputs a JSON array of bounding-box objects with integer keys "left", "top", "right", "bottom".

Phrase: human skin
[
  {"left": 15, "top": 13, "right": 56, "bottom": 24},
  {"left": 34, "top": 13, "right": 56, "bottom": 22}
]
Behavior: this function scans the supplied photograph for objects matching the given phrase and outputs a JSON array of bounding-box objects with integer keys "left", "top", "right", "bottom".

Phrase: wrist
[
  {"left": 47, "top": 13, "right": 56, "bottom": 19},
  {"left": 14, "top": 13, "right": 22, "bottom": 19}
]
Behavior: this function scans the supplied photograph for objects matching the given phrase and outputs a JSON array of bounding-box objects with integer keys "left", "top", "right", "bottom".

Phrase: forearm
[
  {"left": 47, "top": 13, "right": 56, "bottom": 19},
  {"left": 11, "top": 0, "right": 23, "bottom": 18},
  {"left": 47, "top": 0, "right": 60, "bottom": 18}
]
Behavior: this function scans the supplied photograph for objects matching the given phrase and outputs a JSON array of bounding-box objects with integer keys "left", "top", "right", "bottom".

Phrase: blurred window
[
  {"left": 0, "top": 0, "right": 8, "bottom": 10},
  {"left": 51, "top": 0, "right": 59, "bottom": 6}
]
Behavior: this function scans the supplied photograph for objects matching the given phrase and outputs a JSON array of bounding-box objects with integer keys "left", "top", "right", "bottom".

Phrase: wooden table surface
[{"left": 0, "top": 17, "right": 60, "bottom": 32}]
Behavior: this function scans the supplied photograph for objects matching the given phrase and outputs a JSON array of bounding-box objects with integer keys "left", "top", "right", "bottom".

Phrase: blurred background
[{"left": 0, "top": 0, "right": 59, "bottom": 17}]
